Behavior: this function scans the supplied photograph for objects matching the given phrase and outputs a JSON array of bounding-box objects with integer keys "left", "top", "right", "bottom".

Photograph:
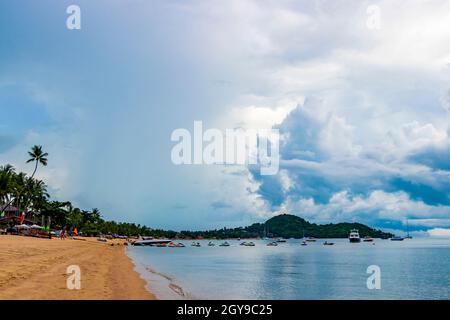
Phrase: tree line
[
  {"left": 0, "top": 146, "right": 157, "bottom": 236},
  {"left": 1, "top": 146, "right": 393, "bottom": 239}
]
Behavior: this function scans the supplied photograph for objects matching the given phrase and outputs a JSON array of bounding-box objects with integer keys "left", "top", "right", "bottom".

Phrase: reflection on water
[{"left": 127, "top": 238, "right": 450, "bottom": 300}]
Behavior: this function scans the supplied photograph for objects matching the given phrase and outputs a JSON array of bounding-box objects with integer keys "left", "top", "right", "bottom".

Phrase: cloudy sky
[{"left": 1, "top": 0, "right": 450, "bottom": 235}]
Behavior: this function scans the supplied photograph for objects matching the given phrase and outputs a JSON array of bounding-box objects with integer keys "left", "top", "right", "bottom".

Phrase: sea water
[{"left": 127, "top": 238, "right": 450, "bottom": 300}]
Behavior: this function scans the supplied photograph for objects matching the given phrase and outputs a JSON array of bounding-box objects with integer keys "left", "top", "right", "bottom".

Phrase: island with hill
[{"left": 175, "top": 214, "right": 393, "bottom": 240}]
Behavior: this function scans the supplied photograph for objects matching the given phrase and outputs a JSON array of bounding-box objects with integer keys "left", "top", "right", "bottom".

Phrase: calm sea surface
[{"left": 127, "top": 238, "right": 450, "bottom": 300}]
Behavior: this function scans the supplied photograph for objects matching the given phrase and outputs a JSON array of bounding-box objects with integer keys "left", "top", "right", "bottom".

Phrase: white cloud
[
  {"left": 282, "top": 190, "right": 450, "bottom": 225},
  {"left": 428, "top": 228, "right": 450, "bottom": 238}
]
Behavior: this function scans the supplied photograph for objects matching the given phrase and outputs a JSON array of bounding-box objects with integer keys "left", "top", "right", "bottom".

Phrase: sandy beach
[{"left": 0, "top": 235, "right": 155, "bottom": 300}]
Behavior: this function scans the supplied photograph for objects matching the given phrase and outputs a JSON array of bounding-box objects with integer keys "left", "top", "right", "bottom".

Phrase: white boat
[
  {"left": 349, "top": 229, "right": 361, "bottom": 243},
  {"left": 405, "top": 219, "right": 413, "bottom": 239},
  {"left": 132, "top": 236, "right": 172, "bottom": 246}
]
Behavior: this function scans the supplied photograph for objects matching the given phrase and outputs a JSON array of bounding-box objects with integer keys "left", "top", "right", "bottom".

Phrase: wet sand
[{"left": 0, "top": 235, "right": 155, "bottom": 300}]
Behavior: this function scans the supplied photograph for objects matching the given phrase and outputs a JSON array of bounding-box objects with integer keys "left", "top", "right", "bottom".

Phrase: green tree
[{"left": 26, "top": 145, "right": 48, "bottom": 179}]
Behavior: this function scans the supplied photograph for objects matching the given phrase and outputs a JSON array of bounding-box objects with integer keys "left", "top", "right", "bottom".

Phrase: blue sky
[{"left": 1, "top": 0, "right": 450, "bottom": 236}]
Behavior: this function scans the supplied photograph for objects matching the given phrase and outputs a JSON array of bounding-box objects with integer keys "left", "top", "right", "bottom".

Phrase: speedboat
[
  {"left": 390, "top": 236, "right": 404, "bottom": 241},
  {"left": 301, "top": 241, "right": 308, "bottom": 246},
  {"left": 245, "top": 242, "right": 255, "bottom": 247},
  {"left": 267, "top": 241, "right": 278, "bottom": 246},
  {"left": 168, "top": 242, "right": 185, "bottom": 247},
  {"left": 155, "top": 243, "right": 167, "bottom": 247},
  {"left": 363, "top": 236, "right": 374, "bottom": 242},
  {"left": 191, "top": 242, "right": 201, "bottom": 247},
  {"left": 305, "top": 237, "right": 316, "bottom": 242},
  {"left": 323, "top": 241, "right": 334, "bottom": 246},
  {"left": 349, "top": 229, "right": 361, "bottom": 243},
  {"left": 132, "top": 237, "right": 172, "bottom": 246},
  {"left": 276, "top": 239, "right": 287, "bottom": 243},
  {"left": 208, "top": 241, "right": 215, "bottom": 246},
  {"left": 219, "top": 241, "right": 230, "bottom": 247}
]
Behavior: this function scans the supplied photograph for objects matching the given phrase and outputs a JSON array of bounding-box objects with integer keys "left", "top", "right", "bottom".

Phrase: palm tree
[
  {"left": 90, "top": 208, "right": 102, "bottom": 224},
  {"left": 27, "top": 145, "right": 48, "bottom": 179},
  {"left": 0, "top": 146, "right": 49, "bottom": 213},
  {"left": 12, "top": 172, "right": 27, "bottom": 211},
  {"left": 26, "top": 179, "right": 49, "bottom": 211},
  {"left": 0, "top": 164, "right": 15, "bottom": 212},
  {"left": 0, "top": 165, "right": 15, "bottom": 204}
]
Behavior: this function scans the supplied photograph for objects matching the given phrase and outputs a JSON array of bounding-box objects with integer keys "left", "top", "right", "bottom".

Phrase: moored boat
[
  {"left": 155, "top": 243, "right": 167, "bottom": 247},
  {"left": 405, "top": 219, "right": 413, "bottom": 239},
  {"left": 349, "top": 229, "right": 361, "bottom": 243},
  {"left": 168, "top": 242, "right": 185, "bottom": 247},
  {"left": 219, "top": 241, "right": 230, "bottom": 247},
  {"left": 267, "top": 241, "right": 278, "bottom": 246},
  {"left": 390, "top": 236, "right": 404, "bottom": 241},
  {"left": 132, "top": 237, "right": 172, "bottom": 246},
  {"left": 363, "top": 236, "right": 374, "bottom": 242}
]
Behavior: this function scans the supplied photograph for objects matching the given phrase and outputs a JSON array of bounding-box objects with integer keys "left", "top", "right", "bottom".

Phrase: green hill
[
  {"left": 176, "top": 214, "right": 393, "bottom": 239},
  {"left": 244, "top": 214, "right": 392, "bottom": 239}
]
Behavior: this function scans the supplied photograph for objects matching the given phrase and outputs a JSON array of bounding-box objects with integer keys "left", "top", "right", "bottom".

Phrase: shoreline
[
  {"left": 126, "top": 247, "right": 193, "bottom": 300},
  {"left": 0, "top": 235, "right": 156, "bottom": 300}
]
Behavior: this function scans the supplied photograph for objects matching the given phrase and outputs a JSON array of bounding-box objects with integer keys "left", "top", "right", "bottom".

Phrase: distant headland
[{"left": 172, "top": 214, "right": 393, "bottom": 240}]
